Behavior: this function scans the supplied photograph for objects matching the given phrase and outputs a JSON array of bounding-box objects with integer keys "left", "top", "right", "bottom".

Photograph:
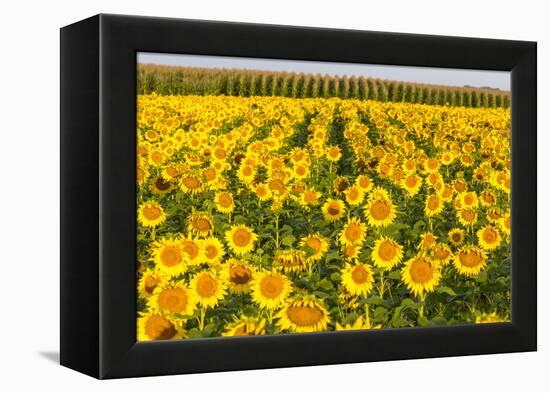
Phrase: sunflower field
[{"left": 136, "top": 92, "right": 511, "bottom": 341}]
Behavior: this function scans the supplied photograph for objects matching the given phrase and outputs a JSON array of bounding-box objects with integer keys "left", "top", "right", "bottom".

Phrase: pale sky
[{"left": 138, "top": 52, "right": 510, "bottom": 91}]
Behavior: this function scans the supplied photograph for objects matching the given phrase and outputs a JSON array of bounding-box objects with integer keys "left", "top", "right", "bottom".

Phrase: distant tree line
[{"left": 137, "top": 64, "right": 511, "bottom": 108}]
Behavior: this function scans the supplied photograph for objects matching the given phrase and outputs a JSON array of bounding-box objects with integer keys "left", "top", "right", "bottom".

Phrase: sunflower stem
[
  {"left": 418, "top": 293, "right": 426, "bottom": 318},
  {"left": 378, "top": 270, "right": 385, "bottom": 300},
  {"left": 151, "top": 227, "right": 156, "bottom": 241},
  {"left": 364, "top": 303, "right": 371, "bottom": 326},
  {"left": 275, "top": 213, "right": 280, "bottom": 250},
  {"left": 198, "top": 306, "right": 207, "bottom": 331}
]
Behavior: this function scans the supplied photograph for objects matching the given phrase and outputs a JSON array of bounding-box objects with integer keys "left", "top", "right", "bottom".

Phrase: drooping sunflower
[
  {"left": 340, "top": 217, "right": 367, "bottom": 246},
  {"left": 201, "top": 236, "right": 226, "bottom": 265},
  {"left": 251, "top": 270, "right": 292, "bottom": 310},
  {"left": 300, "top": 233, "right": 329, "bottom": 262},
  {"left": 457, "top": 208, "right": 478, "bottom": 227},
  {"left": 372, "top": 237, "right": 404, "bottom": 270},
  {"left": 187, "top": 212, "right": 215, "bottom": 238},
  {"left": 431, "top": 243, "right": 453, "bottom": 267},
  {"left": 479, "top": 189, "right": 497, "bottom": 207},
  {"left": 214, "top": 191, "right": 235, "bottom": 214},
  {"left": 448, "top": 228, "right": 465, "bottom": 246},
  {"left": 364, "top": 191, "right": 396, "bottom": 227},
  {"left": 341, "top": 262, "right": 375, "bottom": 296},
  {"left": 138, "top": 268, "right": 166, "bottom": 298},
  {"left": 321, "top": 199, "right": 346, "bottom": 222},
  {"left": 273, "top": 250, "right": 307, "bottom": 273},
  {"left": 148, "top": 283, "right": 196, "bottom": 316},
  {"left": 276, "top": 296, "right": 330, "bottom": 333},
  {"left": 190, "top": 270, "right": 227, "bottom": 308},
  {"left": 225, "top": 224, "right": 258, "bottom": 255},
  {"left": 418, "top": 232, "right": 437, "bottom": 251},
  {"left": 138, "top": 200, "right": 166, "bottom": 228},
  {"left": 150, "top": 176, "right": 173, "bottom": 195},
  {"left": 179, "top": 173, "right": 204, "bottom": 194},
  {"left": 150, "top": 237, "right": 187, "bottom": 276},
  {"left": 424, "top": 194, "right": 444, "bottom": 217},
  {"left": 222, "top": 259, "right": 256, "bottom": 294},
  {"left": 477, "top": 225, "right": 502, "bottom": 250},
  {"left": 453, "top": 245, "right": 487, "bottom": 276},
  {"left": 222, "top": 315, "right": 267, "bottom": 336},
  {"left": 401, "top": 256, "right": 441, "bottom": 297},
  {"left": 137, "top": 311, "right": 185, "bottom": 341}
]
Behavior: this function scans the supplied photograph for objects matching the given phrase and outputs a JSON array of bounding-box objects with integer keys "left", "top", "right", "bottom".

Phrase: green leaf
[
  {"left": 417, "top": 316, "right": 431, "bottom": 327},
  {"left": 317, "top": 278, "right": 334, "bottom": 291},
  {"left": 436, "top": 286, "right": 457, "bottom": 296},
  {"left": 281, "top": 234, "right": 297, "bottom": 247},
  {"left": 187, "top": 328, "right": 202, "bottom": 339}
]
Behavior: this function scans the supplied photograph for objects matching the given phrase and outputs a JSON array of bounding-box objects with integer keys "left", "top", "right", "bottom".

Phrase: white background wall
[{"left": 0, "top": 0, "right": 545, "bottom": 391}]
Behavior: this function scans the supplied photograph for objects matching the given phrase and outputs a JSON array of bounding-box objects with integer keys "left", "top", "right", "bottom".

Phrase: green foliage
[{"left": 136, "top": 64, "right": 510, "bottom": 107}]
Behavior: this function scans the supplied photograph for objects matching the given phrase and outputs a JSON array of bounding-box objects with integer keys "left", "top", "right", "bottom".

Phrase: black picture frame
[{"left": 60, "top": 14, "right": 537, "bottom": 379}]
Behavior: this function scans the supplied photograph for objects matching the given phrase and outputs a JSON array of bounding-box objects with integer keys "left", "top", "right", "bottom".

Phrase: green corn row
[{"left": 137, "top": 64, "right": 510, "bottom": 108}]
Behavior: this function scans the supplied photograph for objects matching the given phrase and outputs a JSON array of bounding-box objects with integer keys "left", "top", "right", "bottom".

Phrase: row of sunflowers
[{"left": 136, "top": 93, "right": 511, "bottom": 341}]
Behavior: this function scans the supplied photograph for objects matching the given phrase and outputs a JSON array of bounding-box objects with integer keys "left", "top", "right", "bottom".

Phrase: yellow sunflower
[
  {"left": 453, "top": 245, "right": 487, "bottom": 276},
  {"left": 424, "top": 194, "right": 444, "bottom": 217},
  {"left": 222, "top": 259, "right": 256, "bottom": 294},
  {"left": 340, "top": 217, "right": 367, "bottom": 246},
  {"left": 475, "top": 312, "right": 509, "bottom": 324},
  {"left": 187, "top": 212, "right": 215, "bottom": 237},
  {"left": 138, "top": 268, "right": 166, "bottom": 298},
  {"left": 190, "top": 270, "right": 227, "bottom": 308},
  {"left": 401, "top": 256, "right": 441, "bottom": 297},
  {"left": 372, "top": 237, "right": 404, "bottom": 270},
  {"left": 179, "top": 173, "right": 204, "bottom": 194},
  {"left": 326, "top": 145, "right": 342, "bottom": 162},
  {"left": 137, "top": 311, "right": 185, "bottom": 341},
  {"left": 335, "top": 315, "right": 381, "bottom": 331},
  {"left": 448, "top": 228, "right": 465, "bottom": 246},
  {"left": 214, "top": 191, "right": 235, "bottom": 214},
  {"left": 251, "top": 270, "right": 292, "bottom": 309},
  {"left": 356, "top": 175, "right": 373, "bottom": 192},
  {"left": 402, "top": 174, "right": 422, "bottom": 196},
  {"left": 222, "top": 315, "right": 267, "bottom": 336},
  {"left": 477, "top": 225, "right": 502, "bottom": 250},
  {"left": 341, "top": 262, "right": 375, "bottom": 296},
  {"left": 148, "top": 283, "right": 196, "bottom": 316},
  {"left": 364, "top": 192, "right": 396, "bottom": 227},
  {"left": 300, "top": 188, "right": 320, "bottom": 207},
  {"left": 458, "top": 191, "right": 479, "bottom": 209},
  {"left": 201, "top": 237, "right": 225, "bottom": 265},
  {"left": 300, "top": 234, "right": 329, "bottom": 262},
  {"left": 150, "top": 237, "right": 187, "bottom": 276},
  {"left": 179, "top": 235, "right": 203, "bottom": 266},
  {"left": 150, "top": 176, "right": 173, "bottom": 195},
  {"left": 225, "top": 224, "right": 258, "bottom": 255},
  {"left": 457, "top": 208, "right": 478, "bottom": 227},
  {"left": 499, "top": 214, "right": 511, "bottom": 237},
  {"left": 431, "top": 243, "right": 453, "bottom": 267},
  {"left": 276, "top": 296, "right": 330, "bottom": 333},
  {"left": 345, "top": 185, "right": 366, "bottom": 206},
  {"left": 418, "top": 232, "right": 437, "bottom": 251},
  {"left": 138, "top": 200, "right": 166, "bottom": 228},
  {"left": 322, "top": 199, "right": 346, "bottom": 221}
]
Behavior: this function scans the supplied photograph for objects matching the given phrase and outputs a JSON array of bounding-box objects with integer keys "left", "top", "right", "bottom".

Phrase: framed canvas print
[{"left": 60, "top": 14, "right": 537, "bottom": 379}]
